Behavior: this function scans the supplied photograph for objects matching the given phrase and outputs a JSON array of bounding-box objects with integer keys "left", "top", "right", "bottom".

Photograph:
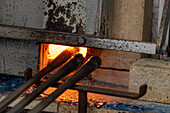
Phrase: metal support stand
[
  {"left": 78, "top": 91, "right": 87, "bottom": 113},
  {"left": 159, "top": 0, "right": 170, "bottom": 60}
]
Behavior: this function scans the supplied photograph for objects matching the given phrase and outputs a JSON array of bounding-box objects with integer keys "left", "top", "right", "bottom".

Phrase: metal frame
[
  {"left": 26, "top": 70, "right": 147, "bottom": 113},
  {"left": 52, "top": 82, "right": 147, "bottom": 112},
  {"left": 0, "top": 64, "right": 147, "bottom": 113}
]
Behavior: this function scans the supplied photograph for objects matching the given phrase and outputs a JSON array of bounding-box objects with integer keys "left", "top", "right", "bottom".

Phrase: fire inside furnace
[{"left": 47, "top": 44, "right": 87, "bottom": 59}]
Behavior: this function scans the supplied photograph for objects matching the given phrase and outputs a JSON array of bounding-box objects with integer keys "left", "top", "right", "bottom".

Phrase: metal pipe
[
  {"left": 28, "top": 56, "right": 101, "bottom": 113},
  {"left": 7, "top": 54, "right": 84, "bottom": 113},
  {"left": 0, "top": 47, "right": 80, "bottom": 112}
]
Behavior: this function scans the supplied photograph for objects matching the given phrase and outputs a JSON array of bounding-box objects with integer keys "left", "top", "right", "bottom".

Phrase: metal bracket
[{"left": 52, "top": 82, "right": 147, "bottom": 113}]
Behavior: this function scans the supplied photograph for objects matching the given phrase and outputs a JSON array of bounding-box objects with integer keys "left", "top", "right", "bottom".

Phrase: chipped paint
[
  {"left": 43, "top": 0, "right": 102, "bottom": 34},
  {"left": 44, "top": 0, "right": 85, "bottom": 33}
]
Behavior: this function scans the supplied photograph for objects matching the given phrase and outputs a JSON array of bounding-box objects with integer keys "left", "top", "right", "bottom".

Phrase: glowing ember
[{"left": 48, "top": 44, "right": 87, "bottom": 59}]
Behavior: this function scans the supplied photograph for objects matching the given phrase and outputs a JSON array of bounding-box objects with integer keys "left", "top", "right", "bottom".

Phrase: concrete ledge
[
  {"left": 0, "top": 95, "right": 126, "bottom": 113},
  {"left": 129, "top": 58, "right": 170, "bottom": 103},
  {"left": 0, "top": 95, "right": 58, "bottom": 112},
  {"left": 1, "top": 93, "right": 170, "bottom": 113}
]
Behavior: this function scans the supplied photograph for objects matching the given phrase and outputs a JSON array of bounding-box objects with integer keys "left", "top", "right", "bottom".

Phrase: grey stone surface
[
  {"left": 0, "top": 38, "right": 39, "bottom": 76},
  {"left": 129, "top": 58, "right": 170, "bottom": 103}
]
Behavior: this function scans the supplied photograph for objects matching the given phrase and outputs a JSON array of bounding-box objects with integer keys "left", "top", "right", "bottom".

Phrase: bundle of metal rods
[
  {"left": 0, "top": 47, "right": 102, "bottom": 113},
  {"left": 0, "top": 47, "right": 80, "bottom": 112}
]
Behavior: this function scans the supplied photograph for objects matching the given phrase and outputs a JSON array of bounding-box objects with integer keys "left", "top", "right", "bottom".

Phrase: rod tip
[
  {"left": 74, "top": 54, "right": 84, "bottom": 60},
  {"left": 91, "top": 56, "right": 102, "bottom": 67},
  {"left": 74, "top": 54, "right": 85, "bottom": 63}
]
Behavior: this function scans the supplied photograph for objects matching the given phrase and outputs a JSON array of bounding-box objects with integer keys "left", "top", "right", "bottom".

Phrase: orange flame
[{"left": 48, "top": 44, "right": 87, "bottom": 59}]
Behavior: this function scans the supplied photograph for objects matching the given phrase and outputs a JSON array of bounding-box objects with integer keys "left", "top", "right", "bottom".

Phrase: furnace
[{"left": 0, "top": 0, "right": 170, "bottom": 113}]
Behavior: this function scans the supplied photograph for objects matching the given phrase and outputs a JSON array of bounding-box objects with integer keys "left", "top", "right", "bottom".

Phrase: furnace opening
[
  {"left": 47, "top": 44, "right": 87, "bottom": 59},
  {"left": 40, "top": 44, "right": 88, "bottom": 70}
]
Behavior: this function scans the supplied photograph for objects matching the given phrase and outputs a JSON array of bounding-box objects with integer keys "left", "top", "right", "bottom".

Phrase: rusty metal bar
[
  {"left": 28, "top": 56, "right": 101, "bottom": 113},
  {"left": 78, "top": 91, "right": 87, "bottom": 113},
  {"left": 6, "top": 54, "right": 84, "bottom": 113},
  {"left": 0, "top": 47, "right": 80, "bottom": 112},
  {"left": 0, "top": 24, "right": 156, "bottom": 54}
]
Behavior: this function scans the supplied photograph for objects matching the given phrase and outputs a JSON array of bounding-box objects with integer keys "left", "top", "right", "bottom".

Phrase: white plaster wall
[
  {"left": 0, "top": 0, "right": 47, "bottom": 29},
  {"left": 0, "top": 0, "right": 102, "bottom": 35}
]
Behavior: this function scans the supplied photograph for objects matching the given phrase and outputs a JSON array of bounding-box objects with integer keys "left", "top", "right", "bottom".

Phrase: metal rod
[
  {"left": 0, "top": 24, "right": 156, "bottom": 54},
  {"left": 76, "top": 84, "right": 147, "bottom": 99},
  {"left": 78, "top": 91, "right": 87, "bottom": 113},
  {"left": 28, "top": 56, "right": 101, "bottom": 113},
  {"left": 0, "top": 47, "right": 79, "bottom": 112},
  {"left": 51, "top": 83, "right": 147, "bottom": 99},
  {"left": 74, "top": 84, "right": 147, "bottom": 99},
  {"left": 7, "top": 54, "right": 84, "bottom": 113},
  {"left": 24, "top": 68, "right": 33, "bottom": 82},
  {"left": 135, "top": 84, "right": 147, "bottom": 99}
]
